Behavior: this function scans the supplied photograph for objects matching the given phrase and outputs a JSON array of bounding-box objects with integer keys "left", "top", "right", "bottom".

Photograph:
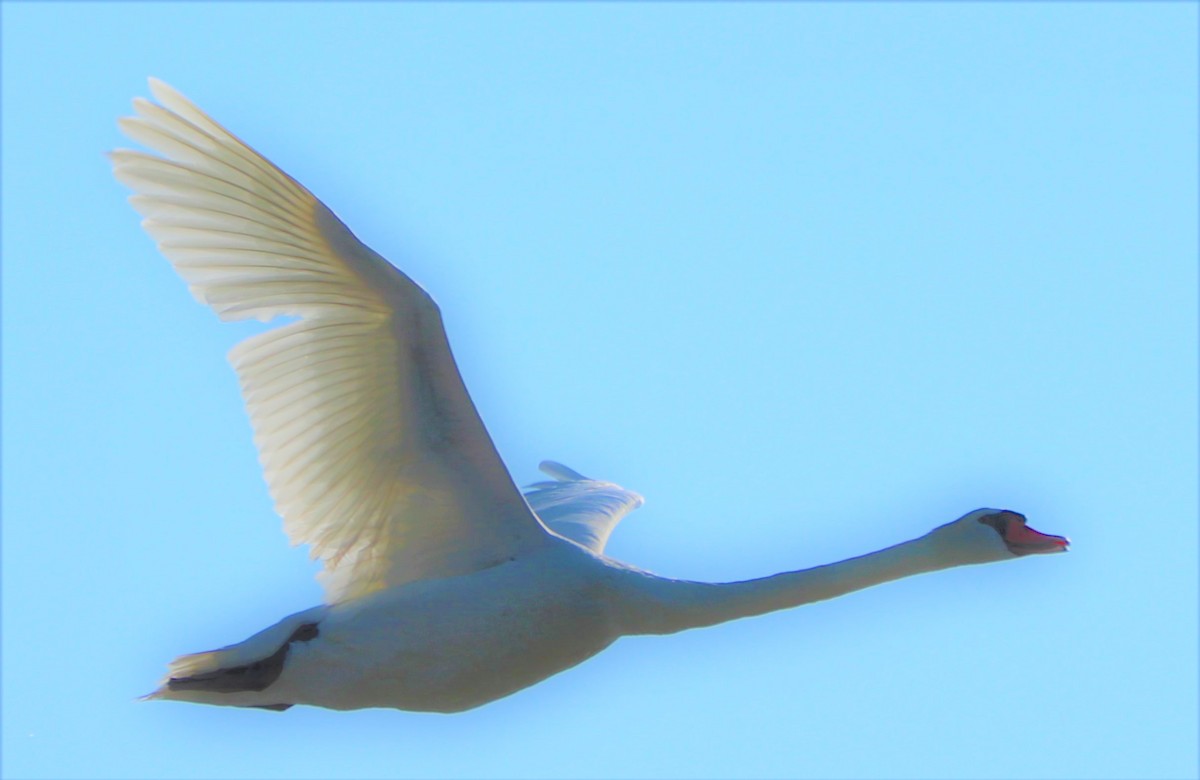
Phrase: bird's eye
[{"left": 978, "top": 512, "right": 1008, "bottom": 535}]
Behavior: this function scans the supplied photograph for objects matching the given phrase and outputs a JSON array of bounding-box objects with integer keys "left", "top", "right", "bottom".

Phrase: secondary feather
[{"left": 111, "top": 80, "right": 549, "bottom": 604}]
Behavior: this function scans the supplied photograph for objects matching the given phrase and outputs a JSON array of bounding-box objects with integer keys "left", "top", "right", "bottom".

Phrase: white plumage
[
  {"left": 524, "top": 461, "right": 644, "bottom": 553},
  {"left": 113, "top": 80, "right": 1068, "bottom": 713},
  {"left": 113, "top": 79, "right": 546, "bottom": 605}
]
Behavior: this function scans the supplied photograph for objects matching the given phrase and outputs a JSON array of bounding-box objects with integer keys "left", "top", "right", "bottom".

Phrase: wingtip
[
  {"left": 538, "top": 460, "right": 590, "bottom": 482},
  {"left": 146, "top": 77, "right": 189, "bottom": 110}
]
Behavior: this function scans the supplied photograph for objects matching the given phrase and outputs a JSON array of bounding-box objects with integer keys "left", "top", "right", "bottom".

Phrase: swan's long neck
[{"left": 615, "top": 534, "right": 954, "bottom": 636}]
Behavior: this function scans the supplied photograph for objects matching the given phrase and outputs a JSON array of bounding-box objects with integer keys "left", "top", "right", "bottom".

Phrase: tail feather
[
  {"left": 139, "top": 686, "right": 167, "bottom": 702},
  {"left": 166, "top": 650, "right": 225, "bottom": 680},
  {"left": 145, "top": 605, "right": 327, "bottom": 702}
]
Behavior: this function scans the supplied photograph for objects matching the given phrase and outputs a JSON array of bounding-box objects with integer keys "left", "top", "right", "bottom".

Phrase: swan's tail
[
  {"left": 139, "top": 649, "right": 227, "bottom": 700},
  {"left": 141, "top": 605, "right": 326, "bottom": 707}
]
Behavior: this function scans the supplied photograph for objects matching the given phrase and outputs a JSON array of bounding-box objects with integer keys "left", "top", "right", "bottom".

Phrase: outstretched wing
[
  {"left": 523, "top": 461, "right": 644, "bottom": 554},
  {"left": 111, "top": 79, "right": 550, "bottom": 604}
]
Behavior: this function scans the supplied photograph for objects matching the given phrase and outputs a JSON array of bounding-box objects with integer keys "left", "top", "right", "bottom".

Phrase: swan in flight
[{"left": 111, "top": 80, "right": 1069, "bottom": 713}]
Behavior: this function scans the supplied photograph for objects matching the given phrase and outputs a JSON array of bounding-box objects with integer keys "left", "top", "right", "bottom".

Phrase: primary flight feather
[{"left": 113, "top": 80, "right": 1068, "bottom": 713}]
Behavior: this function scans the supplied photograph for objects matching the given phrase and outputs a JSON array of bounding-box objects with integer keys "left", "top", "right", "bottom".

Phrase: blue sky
[{"left": 2, "top": 3, "right": 1196, "bottom": 779}]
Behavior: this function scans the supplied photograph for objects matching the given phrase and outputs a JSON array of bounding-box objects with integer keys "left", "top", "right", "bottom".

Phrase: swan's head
[{"left": 925, "top": 509, "right": 1069, "bottom": 565}]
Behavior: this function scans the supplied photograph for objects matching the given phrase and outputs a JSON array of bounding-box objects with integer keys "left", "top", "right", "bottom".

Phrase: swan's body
[
  {"left": 168, "top": 537, "right": 613, "bottom": 713},
  {"left": 112, "top": 80, "right": 1068, "bottom": 713}
]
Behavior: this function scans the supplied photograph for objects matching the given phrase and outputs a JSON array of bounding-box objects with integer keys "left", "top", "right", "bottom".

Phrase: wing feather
[
  {"left": 113, "top": 79, "right": 549, "bottom": 603},
  {"left": 524, "top": 461, "right": 644, "bottom": 554}
]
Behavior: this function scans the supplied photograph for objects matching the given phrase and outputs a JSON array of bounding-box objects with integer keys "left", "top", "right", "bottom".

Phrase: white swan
[{"left": 111, "top": 80, "right": 1069, "bottom": 713}]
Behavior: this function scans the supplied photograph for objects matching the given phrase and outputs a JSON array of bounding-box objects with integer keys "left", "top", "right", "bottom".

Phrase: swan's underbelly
[{"left": 276, "top": 550, "right": 619, "bottom": 712}]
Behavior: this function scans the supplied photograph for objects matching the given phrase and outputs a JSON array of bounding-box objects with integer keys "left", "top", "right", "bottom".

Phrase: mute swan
[{"left": 111, "top": 80, "right": 1069, "bottom": 713}]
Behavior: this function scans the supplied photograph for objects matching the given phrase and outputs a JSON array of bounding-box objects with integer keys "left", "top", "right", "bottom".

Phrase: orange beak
[{"left": 1002, "top": 512, "right": 1069, "bottom": 555}]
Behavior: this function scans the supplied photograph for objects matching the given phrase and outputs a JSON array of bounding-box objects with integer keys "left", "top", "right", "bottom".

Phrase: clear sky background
[{"left": 2, "top": 3, "right": 1196, "bottom": 779}]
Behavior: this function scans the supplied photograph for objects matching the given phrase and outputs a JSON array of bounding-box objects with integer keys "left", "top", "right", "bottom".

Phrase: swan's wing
[
  {"left": 111, "top": 79, "right": 550, "bottom": 604},
  {"left": 523, "top": 461, "right": 644, "bottom": 554}
]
